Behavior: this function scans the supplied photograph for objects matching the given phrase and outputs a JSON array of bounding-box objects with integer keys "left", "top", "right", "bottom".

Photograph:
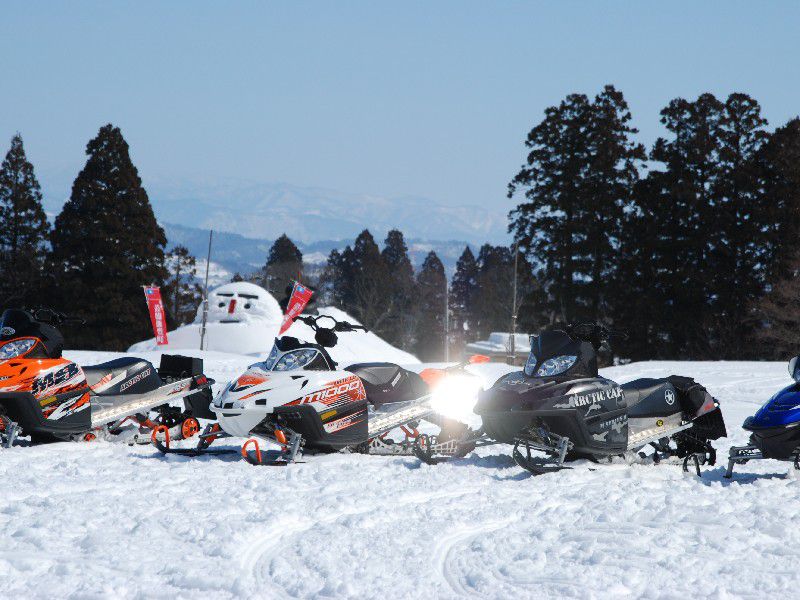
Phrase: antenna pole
[
  {"left": 509, "top": 241, "right": 519, "bottom": 365},
  {"left": 199, "top": 229, "right": 213, "bottom": 350},
  {"left": 444, "top": 272, "right": 450, "bottom": 362}
]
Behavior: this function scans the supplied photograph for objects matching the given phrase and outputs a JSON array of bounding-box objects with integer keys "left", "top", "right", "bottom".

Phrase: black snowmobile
[{"left": 414, "top": 323, "right": 727, "bottom": 475}]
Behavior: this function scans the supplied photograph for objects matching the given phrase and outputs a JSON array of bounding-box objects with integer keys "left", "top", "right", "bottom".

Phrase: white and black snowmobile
[
  {"left": 153, "top": 313, "right": 481, "bottom": 465},
  {"left": 0, "top": 308, "right": 215, "bottom": 448},
  {"left": 414, "top": 323, "right": 728, "bottom": 476}
]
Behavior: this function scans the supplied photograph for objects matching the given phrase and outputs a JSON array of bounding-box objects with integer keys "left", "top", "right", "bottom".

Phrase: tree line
[
  {"left": 508, "top": 85, "right": 800, "bottom": 360},
  {"left": 0, "top": 126, "right": 200, "bottom": 350},
  {"left": 3, "top": 83, "right": 799, "bottom": 360}
]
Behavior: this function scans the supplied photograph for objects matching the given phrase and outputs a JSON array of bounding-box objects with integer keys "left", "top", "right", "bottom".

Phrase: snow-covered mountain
[
  {"left": 162, "top": 222, "right": 477, "bottom": 278},
  {"left": 141, "top": 178, "right": 509, "bottom": 245}
]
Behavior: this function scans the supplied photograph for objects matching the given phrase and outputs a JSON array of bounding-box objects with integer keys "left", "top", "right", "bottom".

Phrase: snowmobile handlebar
[
  {"left": 295, "top": 314, "right": 368, "bottom": 334},
  {"left": 564, "top": 323, "right": 627, "bottom": 350},
  {"left": 30, "top": 308, "right": 85, "bottom": 327}
]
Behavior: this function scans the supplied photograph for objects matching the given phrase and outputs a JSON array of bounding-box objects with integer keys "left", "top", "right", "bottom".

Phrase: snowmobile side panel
[
  {"left": 0, "top": 390, "right": 91, "bottom": 441},
  {"left": 743, "top": 420, "right": 800, "bottom": 459},
  {"left": 622, "top": 379, "right": 680, "bottom": 418},
  {"left": 269, "top": 402, "right": 368, "bottom": 452}
]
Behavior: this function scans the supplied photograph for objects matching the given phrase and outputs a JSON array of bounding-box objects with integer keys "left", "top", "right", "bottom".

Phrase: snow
[
  {"left": 130, "top": 281, "right": 416, "bottom": 365},
  {"left": 3, "top": 359, "right": 800, "bottom": 598}
]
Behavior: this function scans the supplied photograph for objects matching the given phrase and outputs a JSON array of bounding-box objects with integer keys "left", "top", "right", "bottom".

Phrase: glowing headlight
[
  {"left": 430, "top": 374, "right": 484, "bottom": 423},
  {"left": 0, "top": 338, "right": 36, "bottom": 360},
  {"left": 535, "top": 355, "right": 577, "bottom": 377}
]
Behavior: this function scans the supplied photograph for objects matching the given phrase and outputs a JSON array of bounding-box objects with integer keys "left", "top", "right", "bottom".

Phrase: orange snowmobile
[{"left": 0, "top": 308, "right": 214, "bottom": 448}]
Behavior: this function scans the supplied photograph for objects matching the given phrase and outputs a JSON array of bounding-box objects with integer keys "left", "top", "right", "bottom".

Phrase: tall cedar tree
[
  {"left": 757, "top": 118, "right": 800, "bottom": 282},
  {"left": 414, "top": 251, "right": 446, "bottom": 360},
  {"left": 163, "top": 245, "right": 201, "bottom": 325},
  {"left": 470, "top": 245, "right": 540, "bottom": 340},
  {"left": 449, "top": 247, "right": 478, "bottom": 345},
  {"left": 754, "top": 249, "right": 800, "bottom": 360},
  {"left": 51, "top": 124, "right": 167, "bottom": 350},
  {"left": 350, "top": 230, "right": 391, "bottom": 333},
  {"left": 0, "top": 134, "right": 50, "bottom": 309},
  {"left": 264, "top": 234, "right": 303, "bottom": 296},
  {"left": 508, "top": 86, "right": 644, "bottom": 323},
  {"left": 381, "top": 230, "right": 416, "bottom": 348}
]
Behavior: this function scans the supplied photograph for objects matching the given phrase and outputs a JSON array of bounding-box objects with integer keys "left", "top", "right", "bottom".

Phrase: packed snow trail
[{"left": 2, "top": 358, "right": 800, "bottom": 598}]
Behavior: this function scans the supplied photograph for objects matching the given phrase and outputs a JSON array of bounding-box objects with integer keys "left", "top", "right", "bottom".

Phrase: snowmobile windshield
[
  {"left": 0, "top": 309, "right": 35, "bottom": 340},
  {"left": 254, "top": 343, "right": 324, "bottom": 372},
  {"left": 524, "top": 330, "right": 596, "bottom": 378}
]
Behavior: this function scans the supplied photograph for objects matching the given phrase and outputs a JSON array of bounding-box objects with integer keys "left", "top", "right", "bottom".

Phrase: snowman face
[
  {"left": 198, "top": 283, "right": 282, "bottom": 324},
  {"left": 211, "top": 291, "right": 262, "bottom": 322}
]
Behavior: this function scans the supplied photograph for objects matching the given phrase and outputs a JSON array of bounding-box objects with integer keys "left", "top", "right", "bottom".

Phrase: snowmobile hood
[
  {"left": 744, "top": 383, "right": 800, "bottom": 430},
  {"left": 474, "top": 371, "right": 620, "bottom": 415}
]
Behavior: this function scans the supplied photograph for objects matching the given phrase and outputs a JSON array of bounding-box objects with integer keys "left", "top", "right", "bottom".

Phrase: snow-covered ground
[{"left": 2, "top": 358, "right": 799, "bottom": 598}]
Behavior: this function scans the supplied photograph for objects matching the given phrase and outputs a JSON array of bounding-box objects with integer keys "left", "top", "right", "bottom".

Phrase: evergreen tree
[
  {"left": 50, "top": 124, "right": 167, "bottom": 350},
  {"left": 414, "top": 251, "right": 446, "bottom": 360},
  {"left": 263, "top": 234, "right": 303, "bottom": 295},
  {"left": 350, "top": 230, "right": 391, "bottom": 332},
  {"left": 470, "top": 244, "right": 540, "bottom": 341},
  {"left": 449, "top": 246, "right": 478, "bottom": 345},
  {"left": 380, "top": 229, "right": 416, "bottom": 347},
  {"left": 0, "top": 134, "right": 50, "bottom": 308},
  {"left": 163, "top": 245, "right": 201, "bottom": 326},
  {"left": 754, "top": 249, "right": 800, "bottom": 360},
  {"left": 508, "top": 86, "right": 644, "bottom": 323}
]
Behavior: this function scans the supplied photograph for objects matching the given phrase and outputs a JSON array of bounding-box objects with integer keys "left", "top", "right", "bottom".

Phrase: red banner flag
[
  {"left": 143, "top": 286, "right": 169, "bottom": 346},
  {"left": 279, "top": 282, "right": 314, "bottom": 334}
]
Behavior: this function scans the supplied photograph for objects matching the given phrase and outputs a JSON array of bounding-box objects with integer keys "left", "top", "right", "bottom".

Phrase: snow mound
[{"left": 129, "top": 282, "right": 417, "bottom": 365}]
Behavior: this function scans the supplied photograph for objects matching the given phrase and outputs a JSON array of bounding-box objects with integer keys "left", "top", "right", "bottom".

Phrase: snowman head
[{"left": 197, "top": 281, "right": 282, "bottom": 324}]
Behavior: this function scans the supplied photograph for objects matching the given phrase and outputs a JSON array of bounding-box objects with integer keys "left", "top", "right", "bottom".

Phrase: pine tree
[
  {"left": 263, "top": 234, "right": 303, "bottom": 295},
  {"left": 754, "top": 249, "right": 800, "bottom": 360},
  {"left": 414, "top": 251, "right": 446, "bottom": 360},
  {"left": 449, "top": 246, "right": 478, "bottom": 345},
  {"left": 163, "top": 245, "right": 201, "bottom": 326},
  {"left": 0, "top": 134, "right": 50, "bottom": 308},
  {"left": 350, "top": 230, "right": 391, "bottom": 332},
  {"left": 380, "top": 229, "right": 416, "bottom": 347},
  {"left": 508, "top": 86, "right": 644, "bottom": 323},
  {"left": 50, "top": 124, "right": 167, "bottom": 350}
]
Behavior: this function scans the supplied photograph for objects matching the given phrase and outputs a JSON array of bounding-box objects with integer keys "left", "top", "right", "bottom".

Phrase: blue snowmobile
[{"left": 725, "top": 356, "right": 800, "bottom": 478}]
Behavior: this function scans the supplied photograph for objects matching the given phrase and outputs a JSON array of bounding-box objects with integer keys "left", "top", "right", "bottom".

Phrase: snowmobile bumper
[{"left": 725, "top": 420, "right": 800, "bottom": 478}]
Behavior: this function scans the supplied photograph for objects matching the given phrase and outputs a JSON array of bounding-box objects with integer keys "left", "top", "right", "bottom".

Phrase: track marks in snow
[
  {"left": 242, "top": 487, "right": 479, "bottom": 597},
  {"left": 434, "top": 519, "right": 514, "bottom": 597}
]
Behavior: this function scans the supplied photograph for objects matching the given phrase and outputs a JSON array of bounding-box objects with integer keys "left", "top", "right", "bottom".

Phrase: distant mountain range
[
  {"left": 41, "top": 175, "right": 512, "bottom": 283},
  {"left": 163, "top": 222, "right": 479, "bottom": 285},
  {"left": 106, "top": 178, "right": 511, "bottom": 246}
]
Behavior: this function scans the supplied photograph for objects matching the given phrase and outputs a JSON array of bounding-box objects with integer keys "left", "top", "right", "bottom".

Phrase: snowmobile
[
  {"left": 414, "top": 323, "right": 728, "bottom": 476},
  {"left": 725, "top": 356, "right": 800, "bottom": 478},
  {"left": 153, "top": 313, "right": 483, "bottom": 465},
  {"left": 0, "top": 308, "right": 215, "bottom": 448}
]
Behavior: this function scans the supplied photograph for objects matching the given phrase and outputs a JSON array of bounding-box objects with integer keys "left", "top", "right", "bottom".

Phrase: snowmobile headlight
[
  {"left": 535, "top": 355, "right": 577, "bottom": 377},
  {"left": 273, "top": 349, "right": 319, "bottom": 371},
  {"left": 0, "top": 338, "right": 36, "bottom": 360}
]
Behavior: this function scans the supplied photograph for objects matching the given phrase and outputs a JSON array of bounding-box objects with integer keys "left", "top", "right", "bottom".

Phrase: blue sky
[{"left": 1, "top": 1, "right": 799, "bottom": 212}]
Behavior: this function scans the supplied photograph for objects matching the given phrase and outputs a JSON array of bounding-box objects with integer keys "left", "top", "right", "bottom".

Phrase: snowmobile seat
[
  {"left": 346, "top": 363, "right": 429, "bottom": 407},
  {"left": 620, "top": 378, "right": 675, "bottom": 410},
  {"left": 82, "top": 357, "right": 162, "bottom": 395}
]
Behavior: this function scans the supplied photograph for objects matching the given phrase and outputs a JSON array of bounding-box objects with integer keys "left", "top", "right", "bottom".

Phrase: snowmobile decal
[
  {"left": 119, "top": 368, "right": 152, "bottom": 392},
  {"left": 290, "top": 376, "right": 366, "bottom": 407},
  {"left": 31, "top": 363, "right": 85, "bottom": 398},
  {"left": 554, "top": 386, "right": 624, "bottom": 410},
  {"left": 44, "top": 391, "right": 91, "bottom": 420},
  {"left": 230, "top": 374, "right": 269, "bottom": 393},
  {"left": 323, "top": 412, "right": 365, "bottom": 434}
]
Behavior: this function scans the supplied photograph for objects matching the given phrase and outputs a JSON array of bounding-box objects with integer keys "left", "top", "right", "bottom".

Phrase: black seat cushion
[
  {"left": 620, "top": 378, "right": 672, "bottom": 408},
  {"left": 346, "top": 362, "right": 429, "bottom": 406},
  {"left": 83, "top": 357, "right": 160, "bottom": 394}
]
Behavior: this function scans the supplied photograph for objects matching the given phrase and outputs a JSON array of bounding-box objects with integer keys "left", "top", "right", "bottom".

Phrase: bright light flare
[{"left": 430, "top": 374, "right": 484, "bottom": 423}]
